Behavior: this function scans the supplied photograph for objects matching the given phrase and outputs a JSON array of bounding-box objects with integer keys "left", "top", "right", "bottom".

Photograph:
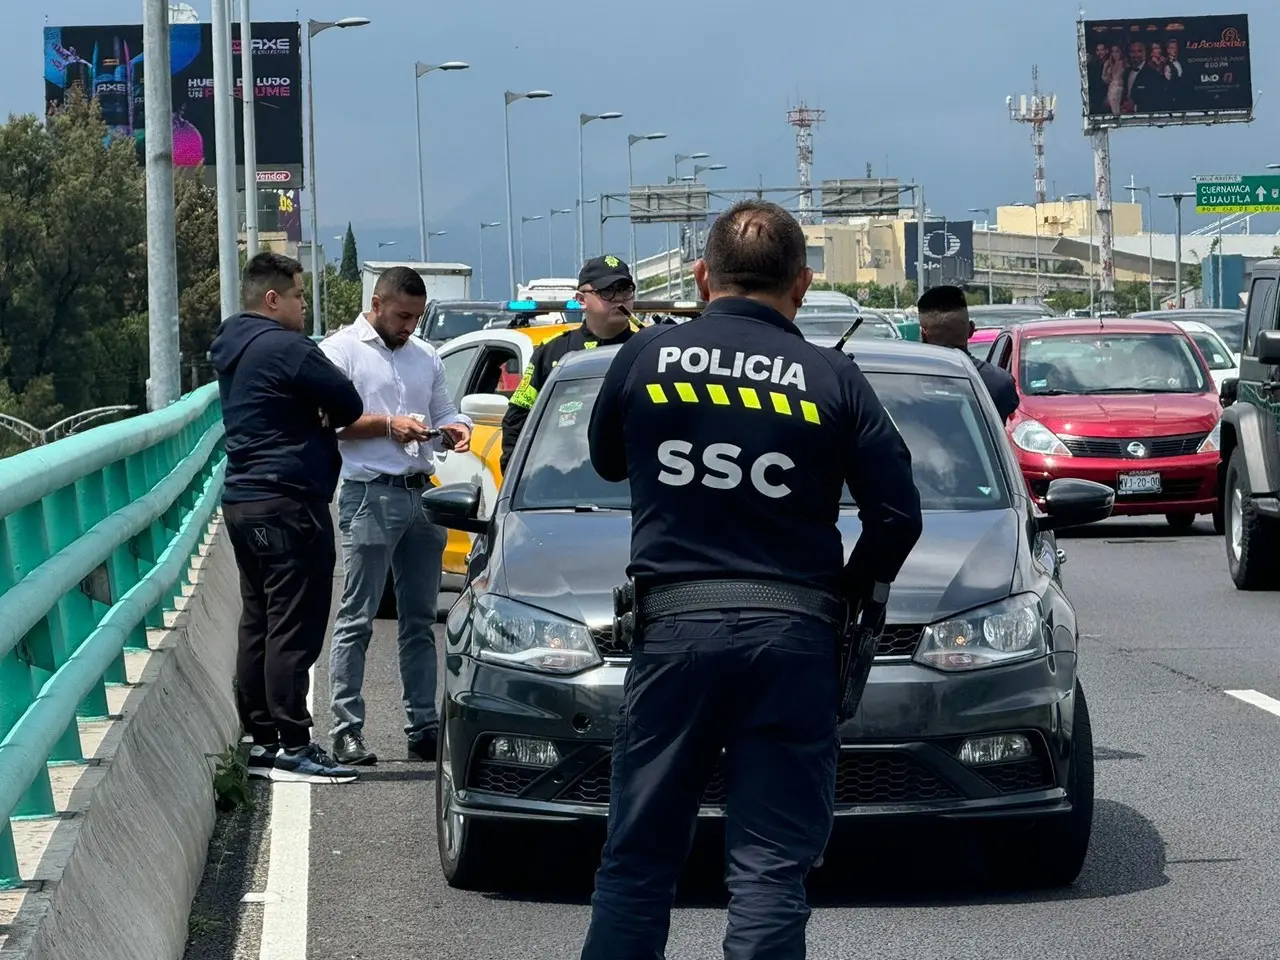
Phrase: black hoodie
[{"left": 211, "top": 312, "right": 364, "bottom": 504}]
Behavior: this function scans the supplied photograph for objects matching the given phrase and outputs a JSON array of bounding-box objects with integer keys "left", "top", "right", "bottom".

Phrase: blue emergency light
[{"left": 505, "top": 300, "right": 540, "bottom": 310}]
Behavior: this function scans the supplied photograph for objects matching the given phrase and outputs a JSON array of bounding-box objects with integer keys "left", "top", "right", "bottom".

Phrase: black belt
[
  {"left": 636, "top": 579, "right": 846, "bottom": 627},
  {"left": 366, "top": 473, "right": 432, "bottom": 489}
]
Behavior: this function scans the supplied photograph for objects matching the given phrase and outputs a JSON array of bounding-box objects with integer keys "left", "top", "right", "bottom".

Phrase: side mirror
[
  {"left": 1256, "top": 329, "right": 1280, "bottom": 365},
  {"left": 1038, "top": 477, "right": 1114, "bottom": 531},
  {"left": 460, "top": 393, "right": 510, "bottom": 425},
  {"left": 421, "top": 481, "right": 488, "bottom": 534},
  {"left": 1219, "top": 377, "right": 1239, "bottom": 407}
]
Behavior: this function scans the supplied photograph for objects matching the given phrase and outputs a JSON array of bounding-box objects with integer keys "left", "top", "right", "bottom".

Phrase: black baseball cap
[{"left": 578, "top": 254, "right": 633, "bottom": 291}]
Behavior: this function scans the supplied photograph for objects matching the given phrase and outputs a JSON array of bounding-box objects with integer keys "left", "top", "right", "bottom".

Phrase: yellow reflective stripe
[
  {"left": 738, "top": 386, "right": 761, "bottom": 409},
  {"left": 674, "top": 382, "right": 698, "bottom": 402},
  {"left": 647, "top": 383, "right": 669, "bottom": 403},
  {"left": 770, "top": 392, "right": 791, "bottom": 416},
  {"left": 706, "top": 383, "right": 730, "bottom": 405},
  {"left": 800, "top": 400, "right": 821, "bottom": 424},
  {"left": 641, "top": 382, "right": 818, "bottom": 424}
]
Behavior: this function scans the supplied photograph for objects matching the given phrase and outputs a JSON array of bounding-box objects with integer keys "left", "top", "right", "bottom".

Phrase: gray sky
[{"left": 8, "top": 0, "right": 1280, "bottom": 286}]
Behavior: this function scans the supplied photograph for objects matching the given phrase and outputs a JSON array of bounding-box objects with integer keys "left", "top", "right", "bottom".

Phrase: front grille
[
  {"left": 558, "top": 750, "right": 960, "bottom": 806},
  {"left": 1062, "top": 432, "right": 1206, "bottom": 459},
  {"left": 468, "top": 760, "right": 542, "bottom": 796},
  {"left": 971, "top": 756, "right": 1055, "bottom": 793},
  {"left": 590, "top": 624, "right": 922, "bottom": 659}
]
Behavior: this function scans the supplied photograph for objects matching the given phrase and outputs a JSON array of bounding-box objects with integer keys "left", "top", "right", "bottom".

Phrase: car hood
[
  {"left": 1019, "top": 392, "right": 1220, "bottom": 436},
  {"left": 495, "top": 509, "right": 1019, "bottom": 629}
]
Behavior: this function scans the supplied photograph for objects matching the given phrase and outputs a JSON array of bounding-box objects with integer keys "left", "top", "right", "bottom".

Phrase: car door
[{"left": 1236, "top": 273, "right": 1280, "bottom": 431}]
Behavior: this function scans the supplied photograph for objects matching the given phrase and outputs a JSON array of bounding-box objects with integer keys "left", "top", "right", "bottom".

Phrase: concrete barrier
[{"left": 0, "top": 517, "right": 241, "bottom": 960}]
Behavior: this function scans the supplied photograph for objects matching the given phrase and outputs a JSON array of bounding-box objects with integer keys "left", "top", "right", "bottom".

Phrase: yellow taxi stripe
[
  {"left": 647, "top": 383, "right": 669, "bottom": 403},
  {"left": 770, "top": 392, "right": 791, "bottom": 416},
  {"left": 706, "top": 383, "right": 730, "bottom": 405},
  {"left": 738, "top": 386, "right": 762, "bottom": 409},
  {"left": 674, "top": 382, "right": 698, "bottom": 402},
  {"left": 800, "top": 400, "right": 821, "bottom": 424}
]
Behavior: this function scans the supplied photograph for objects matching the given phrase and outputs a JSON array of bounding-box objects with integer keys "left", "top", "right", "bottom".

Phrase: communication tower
[
  {"left": 787, "top": 103, "right": 824, "bottom": 224},
  {"left": 1007, "top": 66, "right": 1057, "bottom": 205}
]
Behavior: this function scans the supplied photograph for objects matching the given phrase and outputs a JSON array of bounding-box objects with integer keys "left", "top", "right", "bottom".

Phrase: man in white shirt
[{"left": 319, "top": 266, "right": 473, "bottom": 766}]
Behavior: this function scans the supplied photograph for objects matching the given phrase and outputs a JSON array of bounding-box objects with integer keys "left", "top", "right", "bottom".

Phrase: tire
[
  {"left": 436, "top": 724, "right": 505, "bottom": 890},
  {"left": 1224, "top": 447, "right": 1280, "bottom": 590},
  {"left": 1165, "top": 511, "right": 1196, "bottom": 532},
  {"left": 988, "top": 680, "right": 1094, "bottom": 889}
]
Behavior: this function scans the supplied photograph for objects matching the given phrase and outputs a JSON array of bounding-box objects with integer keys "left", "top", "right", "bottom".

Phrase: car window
[
  {"left": 1197, "top": 312, "right": 1245, "bottom": 352},
  {"left": 427, "top": 307, "right": 510, "bottom": 341},
  {"left": 439, "top": 346, "right": 479, "bottom": 402},
  {"left": 468, "top": 344, "right": 524, "bottom": 397},
  {"left": 1019, "top": 332, "right": 1209, "bottom": 396},
  {"left": 1242, "top": 278, "right": 1278, "bottom": 356},
  {"left": 1188, "top": 331, "right": 1235, "bottom": 370},
  {"left": 511, "top": 374, "right": 1009, "bottom": 513},
  {"left": 795, "top": 317, "right": 896, "bottom": 339}
]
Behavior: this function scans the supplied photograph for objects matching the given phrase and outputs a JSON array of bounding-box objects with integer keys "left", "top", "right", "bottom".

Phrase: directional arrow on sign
[{"left": 1259, "top": 186, "right": 1267, "bottom": 203}]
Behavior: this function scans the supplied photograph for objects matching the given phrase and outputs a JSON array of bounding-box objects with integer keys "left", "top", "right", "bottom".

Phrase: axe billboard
[{"left": 904, "top": 220, "right": 975, "bottom": 284}]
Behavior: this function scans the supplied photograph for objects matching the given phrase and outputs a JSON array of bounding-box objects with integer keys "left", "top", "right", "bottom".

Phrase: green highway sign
[{"left": 1195, "top": 175, "right": 1280, "bottom": 214}]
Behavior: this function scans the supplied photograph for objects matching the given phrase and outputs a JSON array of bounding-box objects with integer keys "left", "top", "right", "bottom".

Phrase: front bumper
[
  {"left": 441, "top": 652, "right": 1078, "bottom": 824},
  {"left": 1018, "top": 451, "right": 1220, "bottom": 515}
]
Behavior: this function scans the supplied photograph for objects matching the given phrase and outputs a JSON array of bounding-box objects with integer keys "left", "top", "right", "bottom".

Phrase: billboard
[
  {"left": 1081, "top": 15, "right": 1252, "bottom": 125},
  {"left": 43, "top": 21, "right": 305, "bottom": 189},
  {"left": 628, "top": 184, "right": 711, "bottom": 223},
  {"left": 820, "top": 179, "right": 903, "bottom": 218},
  {"left": 904, "top": 220, "right": 974, "bottom": 285}
]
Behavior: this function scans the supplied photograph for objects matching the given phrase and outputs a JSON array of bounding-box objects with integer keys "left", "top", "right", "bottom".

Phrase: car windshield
[
  {"left": 426, "top": 307, "right": 510, "bottom": 340},
  {"left": 969, "top": 307, "right": 1052, "bottom": 323},
  {"left": 1019, "top": 332, "right": 1210, "bottom": 396},
  {"left": 1192, "top": 313, "right": 1245, "bottom": 351},
  {"left": 1186, "top": 331, "right": 1235, "bottom": 370},
  {"left": 512, "top": 373, "right": 1008, "bottom": 513},
  {"left": 795, "top": 317, "right": 897, "bottom": 339}
]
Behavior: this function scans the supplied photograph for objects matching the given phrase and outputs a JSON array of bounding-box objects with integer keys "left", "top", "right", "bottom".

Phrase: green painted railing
[{"left": 0, "top": 383, "right": 225, "bottom": 890}]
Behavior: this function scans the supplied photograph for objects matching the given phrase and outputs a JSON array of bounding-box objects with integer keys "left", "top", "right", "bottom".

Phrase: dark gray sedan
[{"left": 423, "top": 338, "right": 1115, "bottom": 892}]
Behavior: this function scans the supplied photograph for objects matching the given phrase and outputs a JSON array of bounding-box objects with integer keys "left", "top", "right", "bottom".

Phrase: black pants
[
  {"left": 224, "top": 496, "right": 336, "bottom": 750},
  {"left": 580, "top": 612, "right": 840, "bottom": 960}
]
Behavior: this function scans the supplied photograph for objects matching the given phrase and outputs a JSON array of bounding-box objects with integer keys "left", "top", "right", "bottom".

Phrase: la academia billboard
[
  {"left": 1081, "top": 14, "right": 1252, "bottom": 126},
  {"left": 43, "top": 21, "right": 305, "bottom": 189}
]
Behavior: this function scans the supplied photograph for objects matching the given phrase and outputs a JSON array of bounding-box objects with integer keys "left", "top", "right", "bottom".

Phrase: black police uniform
[
  {"left": 969, "top": 352, "right": 1020, "bottom": 423},
  {"left": 499, "top": 255, "right": 638, "bottom": 473},
  {"left": 581, "top": 296, "right": 924, "bottom": 960}
]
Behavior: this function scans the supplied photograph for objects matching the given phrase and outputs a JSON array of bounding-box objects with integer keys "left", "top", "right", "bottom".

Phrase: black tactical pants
[{"left": 580, "top": 611, "right": 840, "bottom": 960}]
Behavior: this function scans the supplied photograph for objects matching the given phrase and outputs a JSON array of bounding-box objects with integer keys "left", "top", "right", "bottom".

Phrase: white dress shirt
[{"left": 319, "top": 314, "right": 473, "bottom": 481}]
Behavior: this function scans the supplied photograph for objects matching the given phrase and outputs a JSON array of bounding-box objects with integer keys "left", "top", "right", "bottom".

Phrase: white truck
[{"left": 360, "top": 261, "right": 473, "bottom": 312}]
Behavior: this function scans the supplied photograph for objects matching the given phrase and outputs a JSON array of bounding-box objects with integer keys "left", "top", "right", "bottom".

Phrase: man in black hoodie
[{"left": 212, "top": 252, "right": 365, "bottom": 785}]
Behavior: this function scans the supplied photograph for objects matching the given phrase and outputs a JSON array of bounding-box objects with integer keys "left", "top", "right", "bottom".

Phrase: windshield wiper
[
  {"left": 1084, "top": 387, "right": 1194, "bottom": 395},
  {"left": 1027, "top": 388, "right": 1074, "bottom": 396}
]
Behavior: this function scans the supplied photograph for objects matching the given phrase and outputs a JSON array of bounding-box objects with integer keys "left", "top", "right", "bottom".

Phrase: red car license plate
[{"left": 1117, "top": 471, "right": 1161, "bottom": 495}]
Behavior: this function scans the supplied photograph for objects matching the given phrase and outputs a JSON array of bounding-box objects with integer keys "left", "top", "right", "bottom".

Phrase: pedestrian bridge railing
[{"left": 0, "top": 383, "right": 225, "bottom": 889}]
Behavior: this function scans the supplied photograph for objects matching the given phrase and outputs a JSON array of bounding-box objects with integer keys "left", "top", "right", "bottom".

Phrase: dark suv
[{"left": 1219, "top": 260, "right": 1280, "bottom": 589}]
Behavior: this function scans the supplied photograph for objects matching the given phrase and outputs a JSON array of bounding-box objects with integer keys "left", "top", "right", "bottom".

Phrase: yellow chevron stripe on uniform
[
  {"left": 706, "top": 383, "right": 730, "bottom": 405},
  {"left": 800, "top": 399, "right": 820, "bottom": 424},
  {"left": 738, "top": 386, "right": 761, "bottom": 409},
  {"left": 674, "top": 382, "right": 698, "bottom": 402},
  {"left": 647, "top": 383, "right": 668, "bottom": 403},
  {"left": 641, "top": 382, "right": 820, "bottom": 425},
  {"left": 770, "top": 392, "right": 791, "bottom": 415}
]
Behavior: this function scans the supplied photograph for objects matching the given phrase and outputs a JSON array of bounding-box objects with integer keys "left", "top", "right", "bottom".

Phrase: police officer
[
  {"left": 499, "top": 254, "right": 639, "bottom": 473},
  {"left": 581, "top": 200, "right": 924, "bottom": 960},
  {"left": 917, "top": 284, "right": 1020, "bottom": 423}
]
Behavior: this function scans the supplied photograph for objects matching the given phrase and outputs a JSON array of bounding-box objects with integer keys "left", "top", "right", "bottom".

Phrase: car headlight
[
  {"left": 471, "top": 594, "right": 602, "bottom": 674},
  {"left": 914, "top": 593, "right": 1048, "bottom": 671},
  {"left": 1197, "top": 419, "right": 1222, "bottom": 454},
  {"left": 1011, "top": 418, "right": 1071, "bottom": 457}
]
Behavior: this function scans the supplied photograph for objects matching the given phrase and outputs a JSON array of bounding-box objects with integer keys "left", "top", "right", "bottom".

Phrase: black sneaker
[
  {"left": 407, "top": 731, "right": 438, "bottom": 762},
  {"left": 333, "top": 730, "right": 377, "bottom": 766},
  {"left": 272, "top": 742, "right": 358, "bottom": 784},
  {"left": 247, "top": 743, "right": 278, "bottom": 780}
]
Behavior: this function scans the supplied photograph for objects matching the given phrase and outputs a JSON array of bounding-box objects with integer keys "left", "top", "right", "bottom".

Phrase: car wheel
[
  {"left": 436, "top": 724, "right": 503, "bottom": 890},
  {"left": 1164, "top": 511, "right": 1196, "bottom": 532},
  {"left": 989, "top": 680, "right": 1094, "bottom": 889},
  {"left": 1224, "top": 447, "right": 1280, "bottom": 590}
]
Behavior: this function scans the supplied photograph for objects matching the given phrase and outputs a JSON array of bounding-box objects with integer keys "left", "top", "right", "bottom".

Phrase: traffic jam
[{"left": 401, "top": 285, "right": 1273, "bottom": 896}]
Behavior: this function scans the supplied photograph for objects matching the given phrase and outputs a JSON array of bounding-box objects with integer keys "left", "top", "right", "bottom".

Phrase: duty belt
[
  {"left": 367, "top": 472, "right": 431, "bottom": 489},
  {"left": 636, "top": 579, "right": 846, "bottom": 627}
]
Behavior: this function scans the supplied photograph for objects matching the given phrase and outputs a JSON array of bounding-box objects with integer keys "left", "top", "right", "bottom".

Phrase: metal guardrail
[{"left": 0, "top": 383, "right": 225, "bottom": 889}]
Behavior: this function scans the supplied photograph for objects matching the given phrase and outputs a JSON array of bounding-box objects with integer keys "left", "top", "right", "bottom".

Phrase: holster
[
  {"left": 612, "top": 579, "right": 637, "bottom": 651},
  {"left": 836, "top": 582, "right": 890, "bottom": 723}
]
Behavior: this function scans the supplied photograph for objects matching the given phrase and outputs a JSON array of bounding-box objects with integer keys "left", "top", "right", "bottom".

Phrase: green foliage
[
  {"left": 303, "top": 263, "right": 364, "bottom": 332},
  {"left": 817, "top": 280, "right": 917, "bottom": 309},
  {"left": 211, "top": 744, "right": 252, "bottom": 812},
  {"left": 340, "top": 222, "right": 359, "bottom": 283}
]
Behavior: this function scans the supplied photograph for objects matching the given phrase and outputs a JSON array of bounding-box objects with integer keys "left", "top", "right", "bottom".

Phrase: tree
[
  {"left": 1053, "top": 259, "right": 1085, "bottom": 275},
  {"left": 340, "top": 223, "right": 359, "bottom": 283},
  {"left": 303, "top": 263, "right": 363, "bottom": 333}
]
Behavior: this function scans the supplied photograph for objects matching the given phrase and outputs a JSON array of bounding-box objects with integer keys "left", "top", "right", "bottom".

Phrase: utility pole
[
  {"left": 212, "top": 0, "right": 239, "bottom": 319},
  {"left": 143, "top": 0, "right": 180, "bottom": 409},
  {"left": 240, "top": 0, "right": 259, "bottom": 255},
  {"left": 1159, "top": 192, "right": 1193, "bottom": 308}
]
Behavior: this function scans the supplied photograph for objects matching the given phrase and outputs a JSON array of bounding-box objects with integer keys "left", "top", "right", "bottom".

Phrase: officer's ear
[
  {"left": 693, "top": 259, "right": 711, "bottom": 300},
  {"left": 791, "top": 266, "right": 814, "bottom": 307},
  {"left": 968, "top": 320, "right": 976, "bottom": 338}
]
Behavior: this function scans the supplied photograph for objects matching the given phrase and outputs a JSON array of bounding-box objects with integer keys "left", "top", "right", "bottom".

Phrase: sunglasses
[{"left": 587, "top": 283, "right": 636, "bottom": 303}]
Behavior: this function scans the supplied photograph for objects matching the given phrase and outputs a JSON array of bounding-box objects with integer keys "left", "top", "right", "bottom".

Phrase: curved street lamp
[
  {"left": 627, "top": 132, "right": 668, "bottom": 267},
  {"left": 504, "top": 91, "right": 554, "bottom": 297},
  {"left": 579, "top": 111, "right": 623, "bottom": 264},
  {"left": 414, "top": 60, "right": 470, "bottom": 260},
  {"left": 478, "top": 221, "right": 503, "bottom": 298}
]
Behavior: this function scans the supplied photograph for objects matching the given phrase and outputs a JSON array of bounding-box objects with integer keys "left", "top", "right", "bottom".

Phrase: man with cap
[{"left": 499, "top": 254, "right": 639, "bottom": 473}]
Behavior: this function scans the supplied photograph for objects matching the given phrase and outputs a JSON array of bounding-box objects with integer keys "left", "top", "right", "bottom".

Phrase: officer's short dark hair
[
  {"left": 374, "top": 265, "right": 427, "bottom": 300},
  {"left": 242, "top": 252, "right": 303, "bottom": 309},
  {"left": 702, "top": 200, "right": 807, "bottom": 297}
]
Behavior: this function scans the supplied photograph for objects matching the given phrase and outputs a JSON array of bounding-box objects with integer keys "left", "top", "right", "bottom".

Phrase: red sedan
[{"left": 986, "top": 318, "right": 1223, "bottom": 530}]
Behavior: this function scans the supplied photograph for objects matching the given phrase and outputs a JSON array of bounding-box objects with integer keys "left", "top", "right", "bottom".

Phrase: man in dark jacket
[
  {"left": 917, "top": 285, "right": 1020, "bottom": 423},
  {"left": 211, "top": 252, "right": 364, "bottom": 785}
]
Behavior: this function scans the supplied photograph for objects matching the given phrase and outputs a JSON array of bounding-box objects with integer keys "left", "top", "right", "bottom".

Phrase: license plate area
[{"left": 1117, "top": 471, "right": 1161, "bottom": 495}]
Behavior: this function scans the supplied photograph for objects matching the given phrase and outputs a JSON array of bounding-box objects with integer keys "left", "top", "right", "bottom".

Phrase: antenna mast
[
  {"left": 787, "top": 103, "right": 824, "bottom": 224},
  {"left": 1008, "top": 66, "right": 1057, "bottom": 205}
]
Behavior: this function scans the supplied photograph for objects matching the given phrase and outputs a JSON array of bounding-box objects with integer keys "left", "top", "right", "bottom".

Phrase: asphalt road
[{"left": 188, "top": 515, "right": 1280, "bottom": 960}]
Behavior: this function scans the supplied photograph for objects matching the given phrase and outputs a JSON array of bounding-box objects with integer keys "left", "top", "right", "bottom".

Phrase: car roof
[
  {"left": 551, "top": 336, "right": 979, "bottom": 381},
  {"left": 1130, "top": 308, "right": 1244, "bottom": 318},
  {"left": 1012, "top": 317, "right": 1184, "bottom": 337},
  {"left": 429, "top": 300, "right": 509, "bottom": 309}
]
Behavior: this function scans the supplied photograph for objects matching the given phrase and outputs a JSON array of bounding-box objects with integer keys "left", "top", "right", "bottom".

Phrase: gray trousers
[{"left": 329, "top": 479, "right": 447, "bottom": 743}]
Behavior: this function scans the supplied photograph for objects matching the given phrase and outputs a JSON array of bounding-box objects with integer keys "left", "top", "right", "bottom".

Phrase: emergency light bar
[{"left": 504, "top": 299, "right": 706, "bottom": 328}]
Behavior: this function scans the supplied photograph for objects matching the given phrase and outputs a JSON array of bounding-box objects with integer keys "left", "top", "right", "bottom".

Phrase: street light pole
[
  {"left": 627, "top": 132, "right": 668, "bottom": 270},
  {"left": 211, "top": 0, "right": 239, "bottom": 320},
  {"left": 414, "top": 60, "right": 469, "bottom": 262},
  {"left": 306, "top": 16, "right": 370, "bottom": 336},
  {"left": 672, "top": 153, "right": 709, "bottom": 295},
  {"left": 240, "top": 0, "right": 259, "bottom": 257},
  {"left": 519, "top": 215, "right": 542, "bottom": 286},
  {"left": 478, "top": 221, "right": 501, "bottom": 298},
  {"left": 578, "top": 112, "right": 622, "bottom": 267},
  {"left": 504, "top": 90, "right": 553, "bottom": 298},
  {"left": 1127, "top": 180, "right": 1156, "bottom": 311},
  {"left": 969, "top": 207, "right": 993, "bottom": 303},
  {"left": 1159, "top": 191, "right": 1193, "bottom": 308},
  {"left": 549, "top": 208, "right": 572, "bottom": 275}
]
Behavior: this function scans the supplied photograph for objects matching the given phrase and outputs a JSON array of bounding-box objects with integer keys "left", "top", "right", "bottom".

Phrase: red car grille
[{"left": 1060, "top": 432, "right": 1207, "bottom": 459}]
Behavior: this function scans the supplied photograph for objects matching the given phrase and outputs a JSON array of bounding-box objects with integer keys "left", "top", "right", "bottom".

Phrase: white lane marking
[
  {"left": 1226, "top": 689, "right": 1280, "bottom": 719},
  {"left": 258, "top": 666, "right": 315, "bottom": 960}
]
